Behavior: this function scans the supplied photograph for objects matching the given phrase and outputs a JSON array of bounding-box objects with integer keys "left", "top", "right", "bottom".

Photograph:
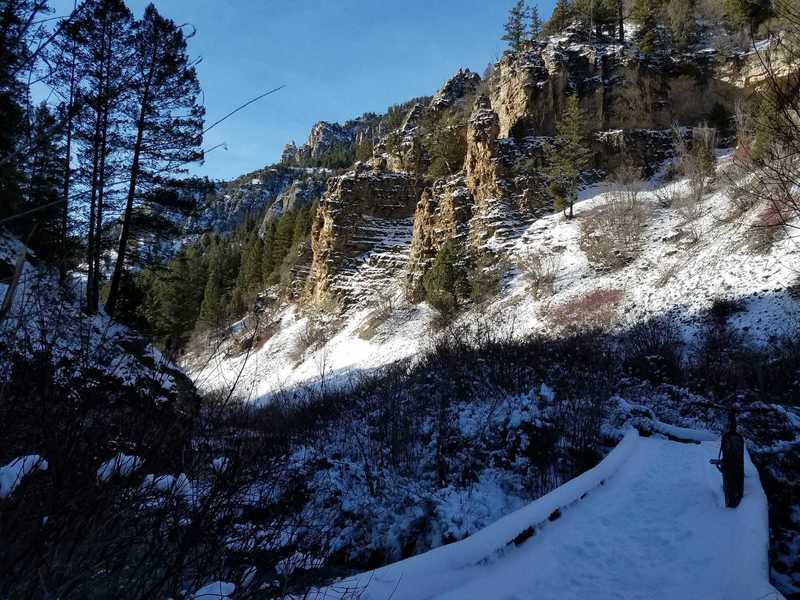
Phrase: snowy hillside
[
  {"left": 320, "top": 430, "right": 781, "bottom": 600},
  {"left": 186, "top": 153, "right": 800, "bottom": 403},
  {"left": 0, "top": 232, "right": 183, "bottom": 397}
]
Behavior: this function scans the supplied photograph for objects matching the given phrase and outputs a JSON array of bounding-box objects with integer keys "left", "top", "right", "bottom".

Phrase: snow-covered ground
[
  {"left": 187, "top": 155, "right": 800, "bottom": 403},
  {"left": 321, "top": 431, "right": 781, "bottom": 600},
  {"left": 0, "top": 232, "right": 180, "bottom": 393}
]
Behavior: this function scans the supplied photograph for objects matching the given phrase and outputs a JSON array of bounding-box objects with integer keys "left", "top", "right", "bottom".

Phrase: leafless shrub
[
  {"left": 580, "top": 167, "right": 647, "bottom": 269},
  {"left": 0, "top": 280, "right": 327, "bottom": 599},
  {"left": 670, "top": 124, "right": 717, "bottom": 242},
  {"left": 622, "top": 317, "right": 682, "bottom": 381},
  {"left": 469, "top": 253, "right": 508, "bottom": 305},
  {"left": 294, "top": 312, "right": 330, "bottom": 359},
  {"left": 653, "top": 181, "right": 683, "bottom": 209},
  {"left": 517, "top": 250, "right": 560, "bottom": 298},
  {"left": 357, "top": 289, "right": 397, "bottom": 340},
  {"left": 550, "top": 288, "right": 625, "bottom": 332},
  {"left": 745, "top": 200, "right": 791, "bottom": 253}
]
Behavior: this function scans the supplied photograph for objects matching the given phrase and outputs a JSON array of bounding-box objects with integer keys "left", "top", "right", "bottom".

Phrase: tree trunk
[
  {"left": 85, "top": 103, "right": 102, "bottom": 314},
  {"left": 106, "top": 41, "right": 158, "bottom": 316},
  {"left": 90, "top": 78, "right": 110, "bottom": 313},
  {"left": 618, "top": 0, "right": 624, "bottom": 42},
  {"left": 59, "top": 2, "right": 77, "bottom": 285},
  {"left": 88, "top": 21, "right": 112, "bottom": 313}
]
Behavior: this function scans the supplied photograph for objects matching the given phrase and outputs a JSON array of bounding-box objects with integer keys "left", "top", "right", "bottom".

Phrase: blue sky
[{"left": 47, "top": 0, "right": 556, "bottom": 181}]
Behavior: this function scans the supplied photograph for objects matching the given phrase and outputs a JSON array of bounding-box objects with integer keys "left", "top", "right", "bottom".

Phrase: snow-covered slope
[
  {"left": 0, "top": 232, "right": 182, "bottom": 395},
  {"left": 186, "top": 155, "right": 800, "bottom": 403},
  {"left": 322, "top": 430, "right": 781, "bottom": 600}
]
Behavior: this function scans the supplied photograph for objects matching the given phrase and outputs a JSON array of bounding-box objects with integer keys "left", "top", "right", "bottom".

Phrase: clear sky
[{"left": 46, "top": 0, "right": 556, "bottom": 181}]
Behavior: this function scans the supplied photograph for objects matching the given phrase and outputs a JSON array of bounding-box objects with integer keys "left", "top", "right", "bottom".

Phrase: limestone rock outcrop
[
  {"left": 406, "top": 175, "right": 473, "bottom": 299},
  {"left": 430, "top": 68, "right": 481, "bottom": 113},
  {"left": 490, "top": 28, "right": 740, "bottom": 140},
  {"left": 306, "top": 164, "right": 422, "bottom": 305},
  {"left": 186, "top": 166, "right": 328, "bottom": 235}
]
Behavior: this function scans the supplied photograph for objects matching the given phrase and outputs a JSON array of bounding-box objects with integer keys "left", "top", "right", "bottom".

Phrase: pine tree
[
  {"left": 666, "top": 0, "right": 695, "bottom": 49},
  {"left": 723, "top": 0, "right": 771, "bottom": 31},
  {"left": 198, "top": 260, "right": 224, "bottom": 331},
  {"left": 46, "top": 5, "right": 82, "bottom": 280},
  {"left": 261, "top": 218, "right": 278, "bottom": 283},
  {"left": 502, "top": 0, "right": 529, "bottom": 52},
  {"left": 544, "top": 95, "right": 592, "bottom": 219},
  {"left": 422, "top": 238, "right": 470, "bottom": 316},
  {"left": 67, "top": 0, "right": 135, "bottom": 313},
  {"left": 574, "top": 0, "right": 617, "bottom": 36},
  {"left": 750, "top": 90, "right": 780, "bottom": 163},
  {"left": 266, "top": 209, "right": 297, "bottom": 283},
  {"left": 106, "top": 4, "right": 204, "bottom": 316},
  {"left": 143, "top": 244, "right": 207, "bottom": 349},
  {"left": 545, "top": 0, "right": 574, "bottom": 34},
  {"left": 0, "top": 0, "right": 49, "bottom": 225},
  {"left": 615, "top": 0, "right": 625, "bottom": 41},
  {"left": 632, "top": 0, "right": 662, "bottom": 52},
  {"left": 24, "top": 103, "right": 66, "bottom": 259},
  {"left": 292, "top": 203, "right": 314, "bottom": 246},
  {"left": 239, "top": 234, "right": 264, "bottom": 295},
  {"left": 529, "top": 4, "right": 543, "bottom": 39}
]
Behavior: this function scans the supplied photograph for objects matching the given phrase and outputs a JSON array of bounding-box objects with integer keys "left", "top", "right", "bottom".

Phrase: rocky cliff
[
  {"left": 305, "top": 164, "right": 422, "bottom": 304},
  {"left": 275, "top": 29, "right": 774, "bottom": 309},
  {"left": 187, "top": 166, "right": 330, "bottom": 235},
  {"left": 489, "top": 27, "right": 741, "bottom": 140}
]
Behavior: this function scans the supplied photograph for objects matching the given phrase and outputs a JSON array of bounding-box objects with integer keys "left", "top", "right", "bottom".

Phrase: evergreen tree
[
  {"left": 266, "top": 209, "right": 297, "bottom": 283},
  {"left": 67, "top": 0, "right": 135, "bottom": 313},
  {"left": 750, "top": 91, "right": 780, "bottom": 162},
  {"left": 354, "top": 135, "right": 373, "bottom": 162},
  {"left": 0, "top": 0, "right": 49, "bottom": 224},
  {"left": 239, "top": 234, "right": 264, "bottom": 295},
  {"left": 23, "top": 103, "right": 66, "bottom": 259},
  {"left": 615, "top": 0, "right": 625, "bottom": 41},
  {"left": 529, "top": 4, "right": 543, "bottom": 39},
  {"left": 106, "top": 3, "right": 205, "bottom": 316},
  {"left": 544, "top": 95, "right": 592, "bottom": 219},
  {"left": 197, "top": 257, "right": 224, "bottom": 331},
  {"left": 46, "top": 4, "right": 82, "bottom": 280},
  {"left": 632, "top": 0, "right": 662, "bottom": 52},
  {"left": 261, "top": 218, "right": 278, "bottom": 283},
  {"left": 574, "top": 0, "right": 617, "bottom": 36},
  {"left": 422, "top": 238, "right": 470, "bottom": 316},
  {"left": 292, "top": 203, "right": 315, "bottom": 246},
  {"left": 545, "top": 0, "right": 574, "bottom": 34},
  {"left": 723, "top": 0, "right": 771, "bottom": 31},
  {"left": 666, "top": 0, "right": 696, "bottom": 49},
  {"left": 502, "top": 0, "right": 529, "bottom": 52},
  {"left": 142, "top": 244, "right": 207, "bottom": 349},
  {"left": 423, "top": 122, "right": 468, "bottom": 181}
]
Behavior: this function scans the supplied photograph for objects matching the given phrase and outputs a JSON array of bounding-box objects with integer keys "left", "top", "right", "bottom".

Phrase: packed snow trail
[{"left": 325, "top": 431, "right": 781, "bottom": 600}]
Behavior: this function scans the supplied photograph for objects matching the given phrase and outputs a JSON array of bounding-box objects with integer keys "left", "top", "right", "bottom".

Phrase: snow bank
[
  {"left": 652, "top": 419, "right": 717, "bottom": 442},
  {"left": 0, "top": 455, "right": 48, "bottom": 498},
  {"left": 322, "top": 432, "right": 780, "bottom": 600},
  {"left": 141, "top": 473, "right": 193, "bottom": 500},
  {"left": 320, "top": 429, "right": 640, "bottom": 598},
  {"left": 191, "top": 581, "right": 235, "bottom": 599},
  {"left": 96, "top": 453, "right": 143, "bottom": 481}
]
